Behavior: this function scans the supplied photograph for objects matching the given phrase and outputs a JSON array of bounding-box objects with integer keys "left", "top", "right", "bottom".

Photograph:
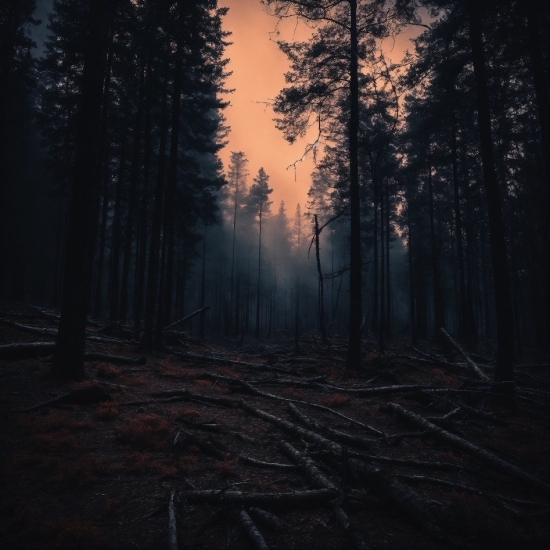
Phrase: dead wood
[
  {"left": 287, "top": 403, "right": 376, "bottom": 449},
  {"left": 239, "top": 508, "right": 270, "bottom": 550},
  {"left": 396, "top": 474, "right": 549, "bottom": 509},
  {"left": 344, "top": 457, "right": 453, "bottom": 544},
  {"left": 386, "top": 402, "right": 549, "bottom": 493},
  {"left": 20, "top": 384, "right": 111, "bottom": 412},
  {"left": 450, "top": 401, "right": 508, "bottom": 426},
  {"left": 163, "top": 305, "right": 211, "bottom": 332},
  {"left": 84, "top": 352, "right": 147, "bottom": 365},
  {"left": 239, "top": 400, "right": 341, "bottom": 454},
  {"left": 168, "top": 489, "right": 178, "bottom": 550},
  {"left": 182, "top": 488, "right": 339, "bottom": 507},
  {"left": 279, "top": 440, "right": 366, "bottom": 548},
  {"left": 0, "top": 318, "right": 57, "bottom": 336},
  {"left": 238, "top": 455, "right": 297, "bottom": 470},
  {"left": 440, "top": 328, "right": 490, "bottom": 381},
  {"left": 146, "top": 388, "right": 236, "bottom": 408},
  {"left": 248, "top": 508, "right": 282, "bottom": 531},
  {"left": 0, "top": 342, "right": 55, "bottom": 359}
]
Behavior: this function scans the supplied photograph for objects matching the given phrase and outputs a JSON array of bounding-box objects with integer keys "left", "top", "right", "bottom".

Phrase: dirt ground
[{"left": 0, "top": 307, "right": 548, "bottom": 549}]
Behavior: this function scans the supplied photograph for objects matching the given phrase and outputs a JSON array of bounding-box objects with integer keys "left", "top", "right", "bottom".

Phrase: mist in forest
[{"left": 0, "top": 0, "right": 548, "bottom": 379}]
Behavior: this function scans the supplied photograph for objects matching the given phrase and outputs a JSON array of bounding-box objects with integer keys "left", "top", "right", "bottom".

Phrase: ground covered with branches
[{"left": 0, "top": 305, "right": 548, "bottom": 549}]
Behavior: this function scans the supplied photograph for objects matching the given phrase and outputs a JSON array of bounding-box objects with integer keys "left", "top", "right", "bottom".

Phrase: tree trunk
[
  {"left": 372, "top": 168, "right": 379, "bottom": 333},
  {"left": 162, "top": 10, "right": 184, "bottom": 327},
  {"left": 347, "top": 0, "right": 362, "bottom": 370},
  {"left": 467, "top": 0, "right": 515, "bottom": 395},
  {"left": 142, "top": 70, "right": 168, "bottom": 346},
  {"left": 133, "top": 61, "right": 153, "bottom": 339},
  {"left": 428, "top": 155, "right": 445, "bottom": 340},
  {"left": 52, "top": 0, "right": 111, "bottom": 379},
  {"left": 385, "top": 186, "right": 391, "bottom": 340},
  {"left": 451, "top": 116, "right": 469, "bottom": 345},
  {"left": 314, "top": 215, "right": 327, "bottom": 344},
  {"left": 119, "top": 60, "right": 146, "bottom": 321},
  {"left": 199, "top": 225, "right": 207, "bottom": 339},
  {"left": 379, "top": 178, "right": 385, "bottom": 353},
  {"left": 255, "top": 204, "right": 262, "bottom": 339}
]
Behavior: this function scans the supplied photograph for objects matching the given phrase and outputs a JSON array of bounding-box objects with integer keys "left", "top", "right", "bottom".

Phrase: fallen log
[
  {"left": 168, "top": 489, "right": 178, "bottom": 550},
  {"left": 239, "top": 508, "right": 269, "bottom": 550},
  {"left": 279, "top": 441, "right": 366, "bottom": 548},
  {"left": 239, "top": 455, "right": 298, "bottom": 470},
  {"left": 0, "top": 318, "right": 57, "bottom": 336},
  {"left": 386, "top": 402, "right": 549, "bottom": 493},
  {"left": 440, "top": 328, "right": 490, "bottom": 382},
  {"left": 182, "top": 488, "right": 338, "bottom": 507},
  {"left": 163, "top": 305, "right": 211, "bottom": 332},
  {"left": 238, "top": 382, "right": 384, "bottom": 436},
  {"left": 173, "top": 428, "right": 227, "bottom": 460},
  {"left": 287, "top": 403, "right": 375, "bottom": 449},
  {"left": 84, "top": 352, "right": 147, "bottom": 365},
  {"left": 397, "top": 474, "right": 549, "bottom": 509}
]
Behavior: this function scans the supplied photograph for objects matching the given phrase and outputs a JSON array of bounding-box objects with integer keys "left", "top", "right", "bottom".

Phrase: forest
[{"left": 0, "top": 0, "right": 548, "bottom": 549}]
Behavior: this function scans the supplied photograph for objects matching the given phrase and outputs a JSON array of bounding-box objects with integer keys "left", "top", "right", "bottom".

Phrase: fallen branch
[
  {"left": 440, "top": 328, "right": 490, "bottom": 381},
  {"left": 287, "top": 403, "right": 375, "bottom": 449},
  {"left": 84, "top": 352, "right": 147, "bottom": 365},
  {"left": 397, "top": 474, "right": 549, "bottom": 509},
  {"left": 168, "top": 489, "right": 178, "bottom": 550},
  {"left": 0, "top": 318, "right": 57, "bottom": 336},
  {"left": 182, "top": 488, "right": 338, "bottom": 507},
  {"left": 239, "top": 508, "right": 269, "bottom": 550},
  {"left": 163, "top": 306, "right": 211, "bottom": 332},
  {"left": 386, "top": 402, "right": 549, "bottom": 493},
  {"left": 239, "top": 455, "right": 298, "bottom": 470}
]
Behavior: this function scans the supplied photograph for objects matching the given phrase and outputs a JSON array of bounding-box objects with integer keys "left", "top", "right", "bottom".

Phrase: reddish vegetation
[
  {"left": 319, "top": 393, "right": 350, "bottom": 408},
  {"left": 0, "top": 322, "right": 547, "bottom": 549}
]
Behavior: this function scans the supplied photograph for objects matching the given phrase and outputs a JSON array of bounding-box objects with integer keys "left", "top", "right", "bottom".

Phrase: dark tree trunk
[
  {"left": 428, "top": 155, "right": 445, "bottom": 339},
  {"left": 314, "top": 215, "right": 327, "bottom": 344},
  {"left": 93, "top": 42, "right": 114, "bottom": 319},
  {"left": 347, "top": 0, "right": 362, "bottom": 370},
  {"left": 255, "top": 205, "right": 263, "bottom": 339},
  {"left": 379, "top": 179, "right": 385, "bottom": 353},
  {"left": 294, "top": 279, "right": 300, "bottom": 353},
  {"left": 199, "top": 225, "right": 207, "bottom": 339},
  {"left": 162, "top": 7, "right": 184, "bottom": 327},
  {"left": 372, "top": 168, "right": 379, "bottom": 333},
  {"left": 142, "top": 73, "right": 168, "bottom": 346},
  {"left": 109, "top": 134, "right": 127, "bottom": 321},
  {"left": 52, "top": 0, "right": 111, "bottom": 379},
  {"left": 467, "top": 0, "right": 515, "bottom": 394},
  {"left": 385, "top": 186, "right": 391, "bottom": 340},
  {"left": 119, "top": 61, "right": 146, "bottom": 321},
  {"left": 451, "top": 117, "right": 469, "bottom": 345},
  {"left": 407, "top": 216, "right": 417, "bottom": 346},
  {"left": 133, "top": 62, "right": 153, "bottom": 339}
]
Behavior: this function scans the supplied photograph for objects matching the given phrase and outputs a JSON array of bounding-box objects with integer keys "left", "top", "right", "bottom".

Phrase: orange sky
[{"left": 218, "top": 0, "right": 427, "bottom": 213}]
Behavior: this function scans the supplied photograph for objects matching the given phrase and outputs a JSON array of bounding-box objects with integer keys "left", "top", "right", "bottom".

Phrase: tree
[
  {"left": 265, "top": 0, "right": 396, "bottom": 370},
  {"left": 227, "top": 151, "right": 249, "bottom": 334},
  {"left": 245, "top": 167, "right": 273, "bottom": 338},
  {"left": 52, "top": 0, "right": 114, "bottom": 379}
]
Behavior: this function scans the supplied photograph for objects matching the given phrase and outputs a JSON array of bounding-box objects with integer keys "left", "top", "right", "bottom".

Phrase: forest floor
[{"left": 0, "top": 305, "right": 549, "bottom": 550}]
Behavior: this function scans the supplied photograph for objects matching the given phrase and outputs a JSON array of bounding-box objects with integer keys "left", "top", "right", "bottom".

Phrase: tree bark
[
  {"left": 346, "top": 0, "right": 362, "bottom": 370},
  {"left": 467, "top": 0, "right": 515, "bottom": 396},
  {"left": 51, "top": 0, "right": 112, "bottom": 379}
]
